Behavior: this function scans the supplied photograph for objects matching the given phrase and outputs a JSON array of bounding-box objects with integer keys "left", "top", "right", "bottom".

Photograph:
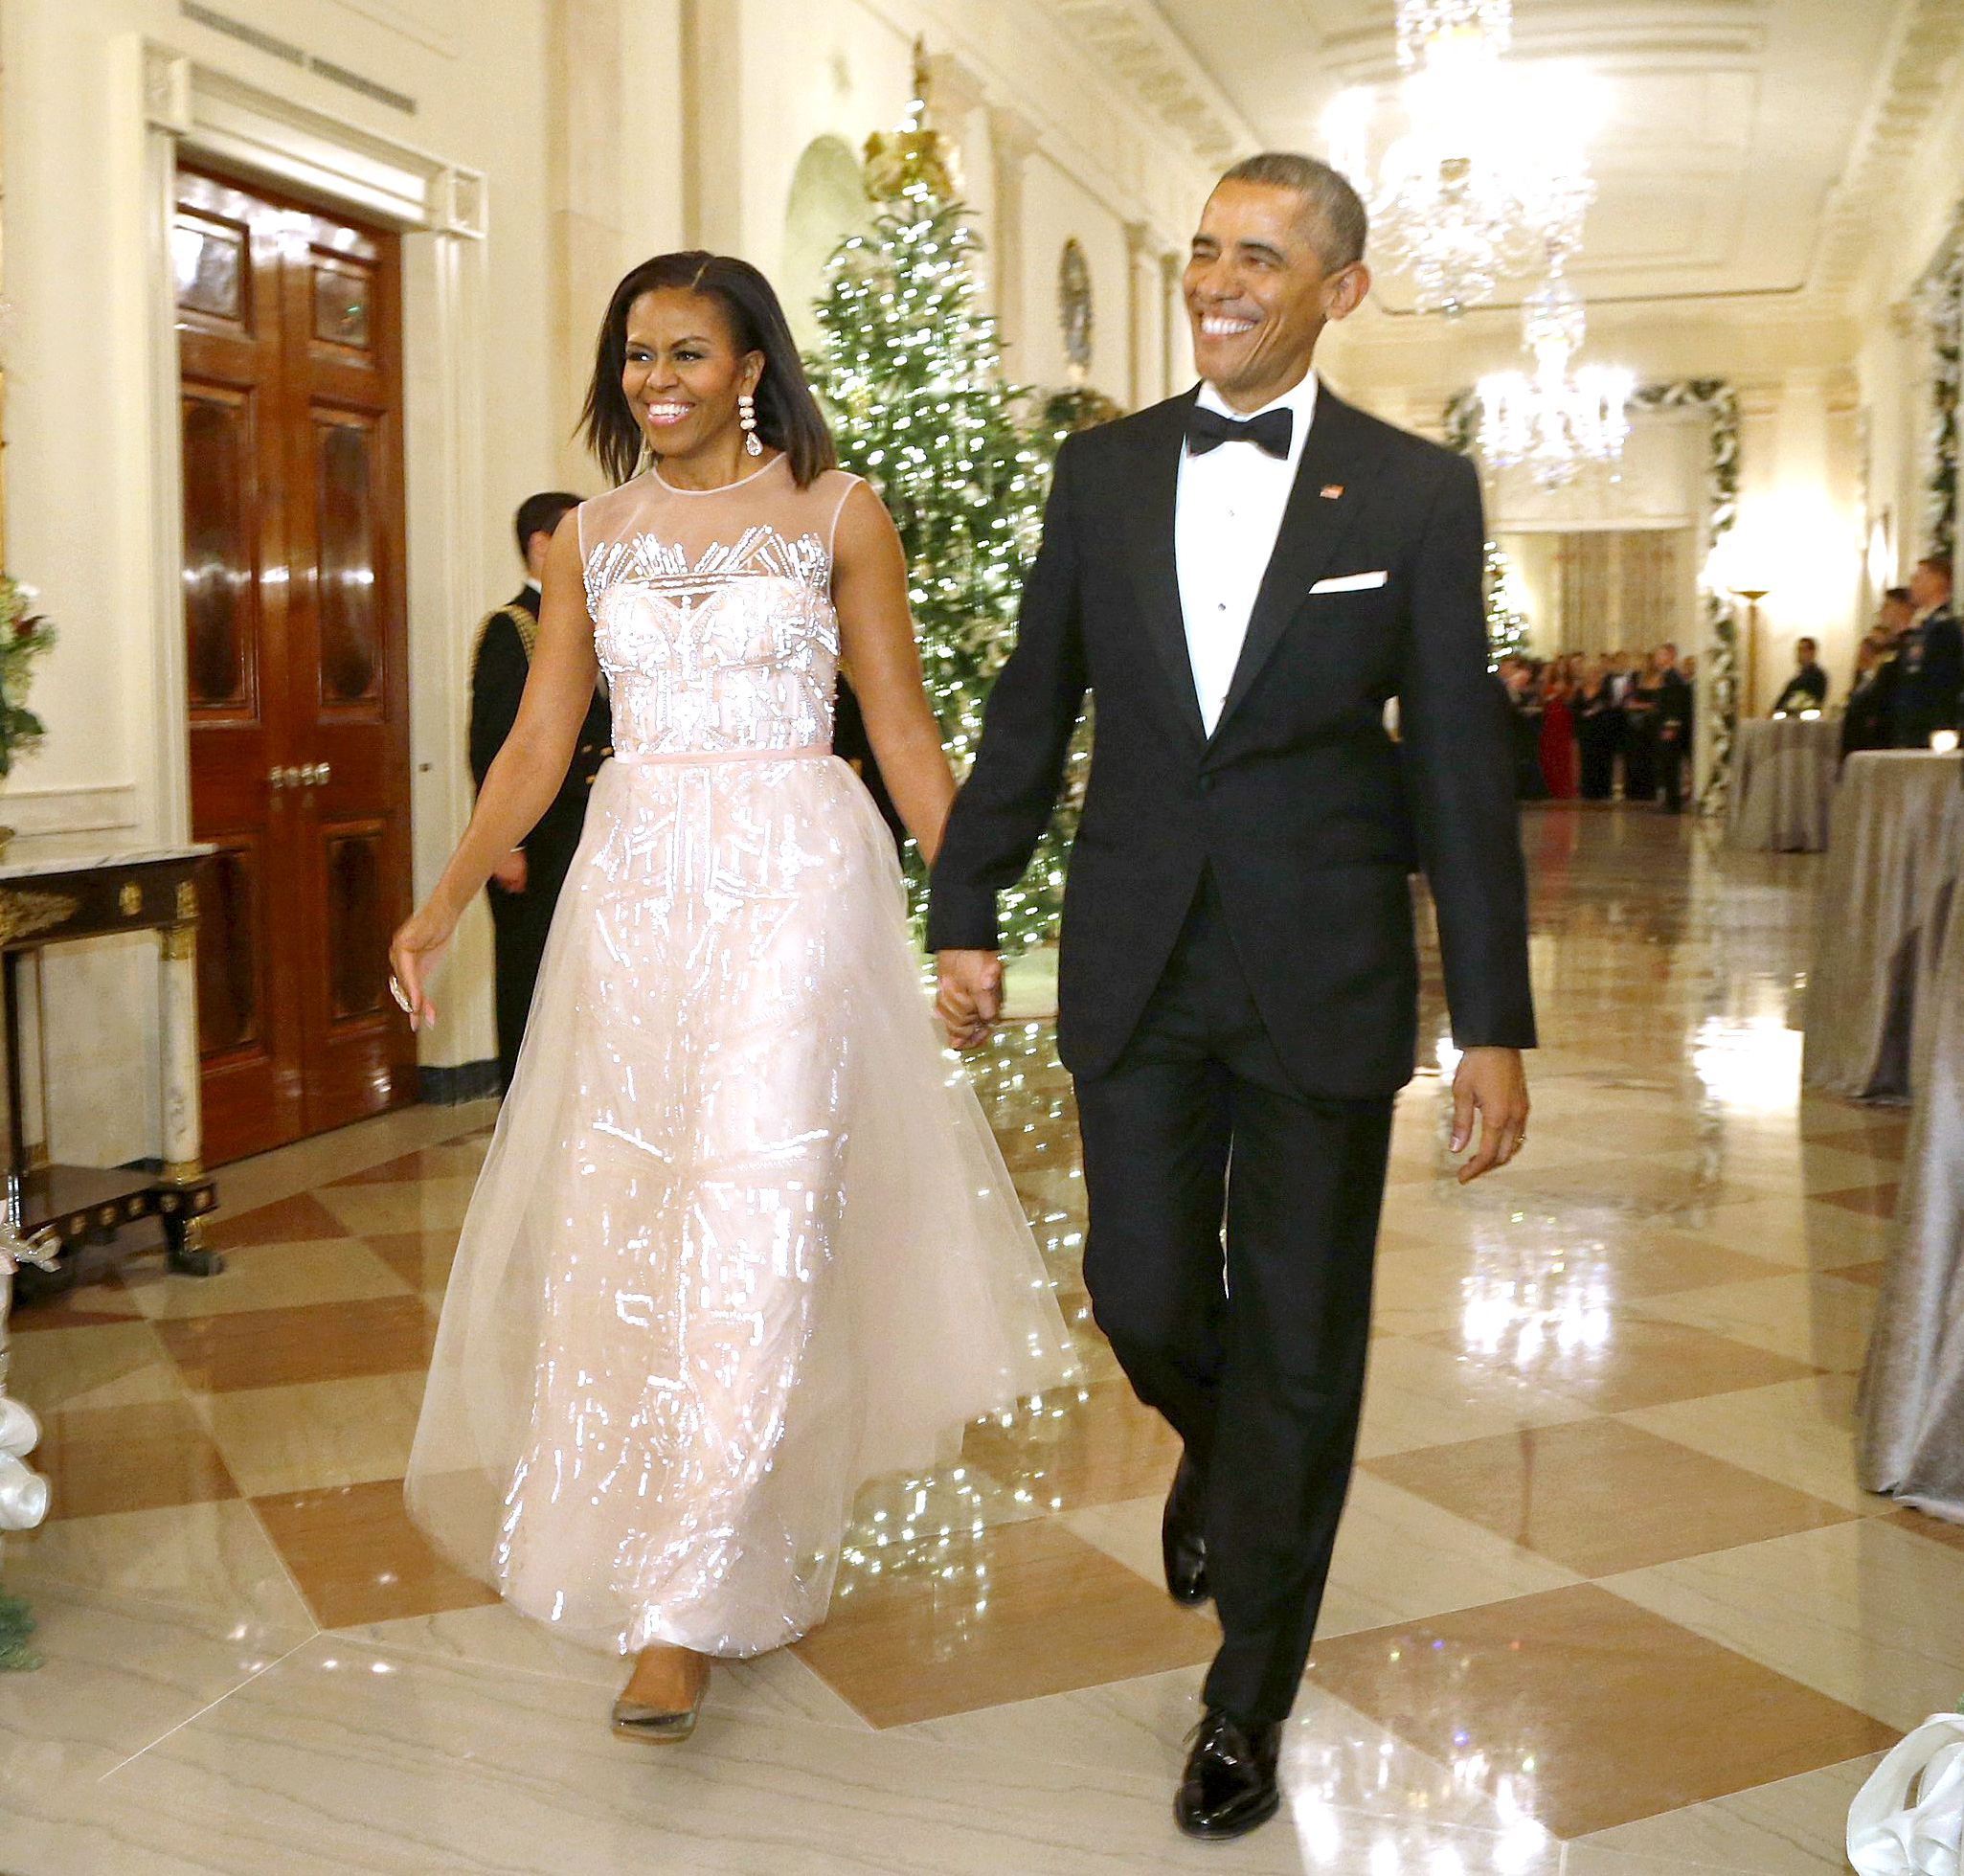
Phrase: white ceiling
[{"left": 1143, "top": 0, "right": 1963, "bottom": 313}]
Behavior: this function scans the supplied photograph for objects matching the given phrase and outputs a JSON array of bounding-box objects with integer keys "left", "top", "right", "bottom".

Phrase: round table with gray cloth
[
  {"left": 1859, "top": 865, "right": 1964, "bottom": 1521},
  {"left": 1802, "top": 751, "right": 1964, "bottom": 1102},
  {"left": 1727, "top": 715, "right": 1840, "bottom": 852}
]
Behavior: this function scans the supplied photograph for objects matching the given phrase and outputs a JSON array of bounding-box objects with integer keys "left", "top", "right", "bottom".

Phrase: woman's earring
[{"left": 738, "top": 392, "right": 762, "bottom": 458}]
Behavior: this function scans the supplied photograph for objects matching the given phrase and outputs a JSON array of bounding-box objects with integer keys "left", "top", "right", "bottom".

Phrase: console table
[{"left": 0, "top": 847, "right": 221, "bottom": 1297}]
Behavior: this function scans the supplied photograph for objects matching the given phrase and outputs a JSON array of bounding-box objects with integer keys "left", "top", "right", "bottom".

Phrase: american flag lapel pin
[{"left": 1320, "top": 484, "right": 1344, "bottom": 500}]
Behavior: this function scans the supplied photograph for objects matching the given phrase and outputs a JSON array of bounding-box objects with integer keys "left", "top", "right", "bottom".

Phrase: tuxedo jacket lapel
[
  {"left": 1208, "top": 390, "right": 1373, "bottom": 745},
  {"left": 1120, "top": 391, "right": 1208, "bottom": 750}
]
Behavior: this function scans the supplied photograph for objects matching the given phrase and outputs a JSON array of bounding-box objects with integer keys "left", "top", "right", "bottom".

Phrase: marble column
[
  {"left": 985, "top": 105, "right": 1041, "bottom": 373},
  {"left": 159, "top": 888, "right": 201, "bottom": 1184}
]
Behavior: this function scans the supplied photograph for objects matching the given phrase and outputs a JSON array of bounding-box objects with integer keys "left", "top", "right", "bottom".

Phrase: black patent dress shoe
[
  {"left": 1162, "top": 1453, "right": 1208, "bottom": 1607},
  {"left": 1175, "top": 1707, "right": 1283, "bottom": 1841}
]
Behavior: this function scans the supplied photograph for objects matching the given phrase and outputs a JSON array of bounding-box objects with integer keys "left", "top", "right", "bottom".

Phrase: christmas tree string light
[{"left": 807, "top": 55, "right": 1087, "bottom": 954}]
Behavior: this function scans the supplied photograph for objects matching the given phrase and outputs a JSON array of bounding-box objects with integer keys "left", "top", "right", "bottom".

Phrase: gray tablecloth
[
  {"left": 1802, "top": 751, "right": 1964, "bottom": 1101},
  {"left": 1727, "top": 716, "right": 1840, "bottom": 852},
  {"left": 1860, "top": 870, "right": 1964, "bottom": 1519}
]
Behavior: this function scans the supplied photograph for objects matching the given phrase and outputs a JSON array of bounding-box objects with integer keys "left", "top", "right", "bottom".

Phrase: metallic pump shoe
[{"left": 611, "top": 1659, "right": 710, "bottom": 1743}]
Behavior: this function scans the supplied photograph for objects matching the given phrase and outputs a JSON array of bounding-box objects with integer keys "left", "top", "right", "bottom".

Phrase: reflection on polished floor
[{"left": 1, "top": 807, "right": 1952, "bottom": 1873}]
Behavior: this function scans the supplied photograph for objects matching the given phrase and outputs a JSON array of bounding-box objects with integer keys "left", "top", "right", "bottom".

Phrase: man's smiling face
[{"left": 1183, "top": 180, "right": 1367, "bottom": 412}]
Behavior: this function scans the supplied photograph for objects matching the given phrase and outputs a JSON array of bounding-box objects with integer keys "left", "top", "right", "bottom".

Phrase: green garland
[
  {"left": 0, "top": 1588, "right": 39, "bottom": 1670},
  {"left": 1442, "top": 379, "right": 1741, "bottom": 810},
  {"left": 0, "top": 577, "right": 56, "bottom": 780},
  {"left": 1913, "top": 205, "right": 1964, "bottom": 561}
]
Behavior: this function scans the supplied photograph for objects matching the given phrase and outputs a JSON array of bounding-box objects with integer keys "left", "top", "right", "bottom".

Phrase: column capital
[
  {"left": 986, "top": 103, "right": 1042, "bottom": 166},
  {"left": 926, "top": 52, "right": 989, "bottom": 121}
]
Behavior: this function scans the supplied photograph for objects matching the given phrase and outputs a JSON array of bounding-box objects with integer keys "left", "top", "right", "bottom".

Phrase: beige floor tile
[
  {"left": 1571, "top": 1752, "right": 1886, "bottom": 1873},
  {"left": 796, "top": 1516, "right": 1217, "bottom": 1727},
  {"left": 2, "top": 1319, "right": 179, "bottom": 1414},
  {"left": 96, "top": 1633, "right": 1331, "bottom": 1875},
  {"left": 214, "top": 1098, "right": 497, "bottom": 1217},
  {"left": 3, "top": 1499, "right": 312, "bottom": 1635},
  {"left": 1634, "top": 1271, "right": 1876, "bottom": 1373},
  {"left": 1605, "top": 1517, "right": 1964, "bottom": 1732},
  {"left": 312, "top": 1175, "right": 484, "bottom": 1239},
  {"left": 1304, "top": 1582, "right": 1896, "bottom": 1840},
  {"left": 1356, "top": 1335, "right": 1595, "bottom": 1460},
  {"left": 1367, "top": 1419, "right": 1857, "bottom": 1577},
  {"left": 192, "top": 1372, "right": 426, "bottom": 1499},
  {"left": 1618, "top": 1373, "right": 1885, "bottom": 1513},
  {"left": 121, "top": 1238, "right": 412, "bottom": 1321},
  {"left": 1692, "top": 1193, "right": 1892, "bottom": 1271},
  {"left": 959, "top": 1379, "right": 1184, "bottom": 1512}
]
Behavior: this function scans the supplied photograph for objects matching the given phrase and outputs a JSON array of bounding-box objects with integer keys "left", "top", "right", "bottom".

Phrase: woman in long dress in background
[{"left": 388, "top": 252, "right": 1074, "bottom": 1741}]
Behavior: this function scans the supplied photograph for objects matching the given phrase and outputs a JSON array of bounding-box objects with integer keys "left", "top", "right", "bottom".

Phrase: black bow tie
[{"left": 1185, "top": 405, "right": 1293, "bottom": 459}]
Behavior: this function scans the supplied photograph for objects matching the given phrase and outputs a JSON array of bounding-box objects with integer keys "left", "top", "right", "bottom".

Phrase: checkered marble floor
[{"left": 0, "top": 806, "right": 1953, "bottom": 1873}]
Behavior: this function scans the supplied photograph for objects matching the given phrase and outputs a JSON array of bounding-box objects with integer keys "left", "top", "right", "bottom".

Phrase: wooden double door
[{"left": 174, "top": 167, "right": 417, "bottom": 1164}]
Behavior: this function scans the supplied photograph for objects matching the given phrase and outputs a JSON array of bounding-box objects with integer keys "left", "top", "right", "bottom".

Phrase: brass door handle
[
  {"left": 269, "top": 765, "right": 295, "bottom": 792},
  {"left": 301, "top": 762, "right": 331, "bottom": 788}
]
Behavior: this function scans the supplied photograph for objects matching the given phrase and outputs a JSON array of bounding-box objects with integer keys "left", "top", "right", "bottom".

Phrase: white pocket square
[{"left": 1310, "top": 571, "right": 1388, "bottom": 595}]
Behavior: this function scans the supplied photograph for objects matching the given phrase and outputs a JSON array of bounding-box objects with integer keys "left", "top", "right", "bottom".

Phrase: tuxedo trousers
[{"left": 1073, "top": 869, "right": 1394, "bottom": 1725}]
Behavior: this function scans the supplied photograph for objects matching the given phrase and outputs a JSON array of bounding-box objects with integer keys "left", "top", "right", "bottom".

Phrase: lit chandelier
[
  {"left": 1323, "top": 0, "right": 1599, "bottom": 316},
  {"left": 1477, "top": 265, "right": 1633, "bottom": 486}
]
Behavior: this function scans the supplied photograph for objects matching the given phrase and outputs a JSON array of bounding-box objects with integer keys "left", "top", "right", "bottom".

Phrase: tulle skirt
[{"left": 404, "top": 754, "right": 1075, "bottom": 1658}]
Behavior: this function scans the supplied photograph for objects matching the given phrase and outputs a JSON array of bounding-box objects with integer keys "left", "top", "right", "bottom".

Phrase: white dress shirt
[{"left": 1174, "top": 371, "right": 1320, "bottom": 736}]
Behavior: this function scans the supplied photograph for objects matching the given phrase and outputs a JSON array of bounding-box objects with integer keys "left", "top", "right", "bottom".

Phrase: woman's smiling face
[{"left": 621, "top": 288, "right": 763, "bottom": 462}]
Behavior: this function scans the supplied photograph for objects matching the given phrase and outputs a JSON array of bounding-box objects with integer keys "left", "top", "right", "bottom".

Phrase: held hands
[
  {"left": 388, "top": 897, "right": 460, "bottom": 1033},
  {"left": 1449, "top": 1046, "right": 1530, "bottom": 1184},
  {"left": 936, "top": 949, "right": 1004, "bottom": 1051},
  {"left": 489, "top": 850, "right": 529, "bottom": 894}
]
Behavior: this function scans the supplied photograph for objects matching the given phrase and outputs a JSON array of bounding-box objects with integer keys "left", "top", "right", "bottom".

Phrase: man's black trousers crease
[{"left": 1072, "top": 870, "right": 1394, "bottom": 1726}]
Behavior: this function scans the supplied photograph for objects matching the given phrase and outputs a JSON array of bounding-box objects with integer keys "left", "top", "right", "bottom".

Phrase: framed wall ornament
[
  {"left": 1445, "top": 378, "right": 1742, "bottom": 811},
  {"left": 1058, "top": 237, "right": 1094, "bottom": 382}
]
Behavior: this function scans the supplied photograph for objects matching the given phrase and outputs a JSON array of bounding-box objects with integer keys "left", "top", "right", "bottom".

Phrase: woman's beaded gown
[{"left": 406, "top": 457, "right": 1075, "bottom": 1657}]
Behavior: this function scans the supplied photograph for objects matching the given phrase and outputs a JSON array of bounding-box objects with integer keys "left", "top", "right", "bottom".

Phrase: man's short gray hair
[{"left": 1218, "top": 152, "right": 1367, "bottom": 272}]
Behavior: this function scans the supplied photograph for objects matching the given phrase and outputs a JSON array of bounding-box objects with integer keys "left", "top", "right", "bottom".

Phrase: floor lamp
[{"left": 1735, "top": 586, "right": 1768, "bottom": 716}]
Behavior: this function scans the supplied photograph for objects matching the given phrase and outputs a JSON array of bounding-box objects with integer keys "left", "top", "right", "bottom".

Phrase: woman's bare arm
[
  {"left": 389, "top": 517, "right": 598, "bottom": 1025},
  {"left": 831, "top": 479, "right": 957, "bottom": 865}
]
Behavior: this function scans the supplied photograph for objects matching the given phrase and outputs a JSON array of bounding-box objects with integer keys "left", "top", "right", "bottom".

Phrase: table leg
[{"left": 160, "top": 906, "right": 222, "bottom": 1277}]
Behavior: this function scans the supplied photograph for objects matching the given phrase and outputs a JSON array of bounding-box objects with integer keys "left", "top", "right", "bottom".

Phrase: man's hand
[
  {"left": 936, "top": 949, "right": 1003, "bottom": 1051},
  {"left": 1450, "top": 1046, "right": 1529, "bottom": 1184},
  {"left": 489, "top": 850, "right": 528, "bottom": 894}
]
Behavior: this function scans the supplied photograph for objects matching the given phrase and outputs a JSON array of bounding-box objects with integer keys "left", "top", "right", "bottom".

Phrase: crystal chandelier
[
  {"left": 1323, "top": 0, "right": 1600, "bottom": 315},
  {"left": 1477, "top": 267, "right": 1633, "bottom": 486}
]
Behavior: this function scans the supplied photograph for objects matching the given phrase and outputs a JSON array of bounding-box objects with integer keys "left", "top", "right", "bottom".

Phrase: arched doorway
[{"left": 782, "top": 136, "right": 872, "bottom": 353}]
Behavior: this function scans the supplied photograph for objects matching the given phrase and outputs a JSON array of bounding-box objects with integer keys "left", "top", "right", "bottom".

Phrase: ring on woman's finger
[{"left": 388, "top": 975, "right": 413, "bottom": 1013}]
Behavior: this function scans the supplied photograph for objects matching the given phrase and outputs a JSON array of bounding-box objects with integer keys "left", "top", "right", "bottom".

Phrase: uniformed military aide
[
  {"left": 469, "top": 491, "right": 612, "bottom": 1092},
  {"left": 1891, "top": 555, "right": 1964, "bottom": 748}
]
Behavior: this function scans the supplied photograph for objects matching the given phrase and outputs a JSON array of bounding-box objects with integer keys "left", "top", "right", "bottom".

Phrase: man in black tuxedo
[
  {"left": 929, "top": 154, "right": 1533, "bottom": 1842},
  {"left": 1891, "top": 555, "right": 1963, "bottom": 748},
  {"left": 1770, "top": 638, "right": 1828, "bottom": 715},
  {"left": 469, "top": 492, "right": 612, "bottom": 1092}
]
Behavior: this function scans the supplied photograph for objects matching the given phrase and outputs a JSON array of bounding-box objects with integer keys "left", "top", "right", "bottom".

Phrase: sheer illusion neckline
[{"left": 651, "top": 453, "right": 790, "bottom": 498}]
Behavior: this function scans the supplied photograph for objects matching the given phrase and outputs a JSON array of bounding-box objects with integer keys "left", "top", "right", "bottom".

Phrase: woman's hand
[{"left": 388, "top": 897, "right": 459, "bottom": 1032}]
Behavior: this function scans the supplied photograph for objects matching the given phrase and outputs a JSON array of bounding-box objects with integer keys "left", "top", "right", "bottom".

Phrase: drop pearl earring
[{"left": 739, "top": 393, "right": 762, "bottom": 457}]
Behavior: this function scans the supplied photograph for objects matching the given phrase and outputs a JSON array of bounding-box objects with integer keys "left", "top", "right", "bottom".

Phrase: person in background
[
  {"left": 1771, "top": 638, "right": 1828, "bottom": 715},
  {"left": 469, "top": 491, "right": 613, "bottom": 1093},
  {"left": 1501, "top": 656, "right": 1547, "bottom": 800},
  {"left": 1537, "top": 660, "right": 1578, "bottom": 799},
  {"left": 1842, "top": 633, "right": 1895, "bottom": 758},
  {"left": 1892, "top": 556, "right": 1963, "bottom": 747},
  {"left": 1651, "top": 642, "right": 1692, "bottom": 814},
  {"left": 1572, "top": 658, "right": 1619, "bottom": 801}
]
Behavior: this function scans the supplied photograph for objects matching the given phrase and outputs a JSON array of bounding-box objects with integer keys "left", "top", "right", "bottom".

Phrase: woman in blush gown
[{"left": 389, "top": 253, "right": 1075, "bottom": 1741}]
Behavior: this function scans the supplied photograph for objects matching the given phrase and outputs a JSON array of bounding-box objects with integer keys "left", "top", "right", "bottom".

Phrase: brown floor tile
[
  {"left": 204, "top": 1190, "right": 353, "bottom": 1250},
  {"left": 959, "top": 1380, "right": 1182, "bottom": 1512},
  {"left": 795, "top": 1516, "right": 1216, "bottom": 1727},
  {"left": 7, "top": 1275, "right": 147, "bottom": 1332},
  {"left": 1813, "top": 1184, "right": 1900, "bottom": 1218},
  {"left": 1305, "top": 1582, "right": 1899, "bottom": 1838},
  {"left": 1883, "top": 1506, "right": 1964, "bottom": 1552},
  {"left": 1366, "top": 1419, "right": 1856, "bottom": 1577},
  {"left": 1422, "top": 1312, "right": 1819, "bottom": 1412},
  {"left": 254, "top": 1477, "right": 500, "bottom": 1629},
  {"left": 1837, "top": 1258, "right": 1888, "bottom": 1289},
  {"left": 36, "top": 1397, "right": 237, "bottom": 1521},
  {"left": 1803, "top": 1122, "right": 1909, "bottom": 1162},
  {"left": 155, "top": 1295, "right": 439, "bottom": 1392},
  {"left": 364, "top": 1230, "right": 462, "bottom": 1295}
]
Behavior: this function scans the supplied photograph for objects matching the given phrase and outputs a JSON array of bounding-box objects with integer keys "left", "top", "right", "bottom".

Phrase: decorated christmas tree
[
  {"left": 1482, "top": 538, "right": 1530, "bottom": 667},
  {"left": 807, "top": 58, "right": 1086, "bottom": 954}
]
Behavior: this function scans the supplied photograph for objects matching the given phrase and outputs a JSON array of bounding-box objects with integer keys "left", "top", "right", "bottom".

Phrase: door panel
[{"left": 178, "top": 167, "right": 416, "bottom": 1164}]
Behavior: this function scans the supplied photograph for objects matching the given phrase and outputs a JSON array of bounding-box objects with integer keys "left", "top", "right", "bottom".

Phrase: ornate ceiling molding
[
  {"left": 1811, "top": 0, "right": 1964, "bottom": 303},
  {"left": 1048, "top": 0, "right": 1255, "bottom": 169}
]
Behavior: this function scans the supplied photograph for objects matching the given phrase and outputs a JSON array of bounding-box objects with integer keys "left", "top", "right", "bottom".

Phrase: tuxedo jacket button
[{"left": 1198, "top": 774, "right": 1214, "bottom": 794}]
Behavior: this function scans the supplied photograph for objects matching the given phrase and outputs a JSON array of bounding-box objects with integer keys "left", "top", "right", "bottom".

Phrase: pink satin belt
[{"left": 612, "top": 744, "right": 832, "bottom": 766}]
